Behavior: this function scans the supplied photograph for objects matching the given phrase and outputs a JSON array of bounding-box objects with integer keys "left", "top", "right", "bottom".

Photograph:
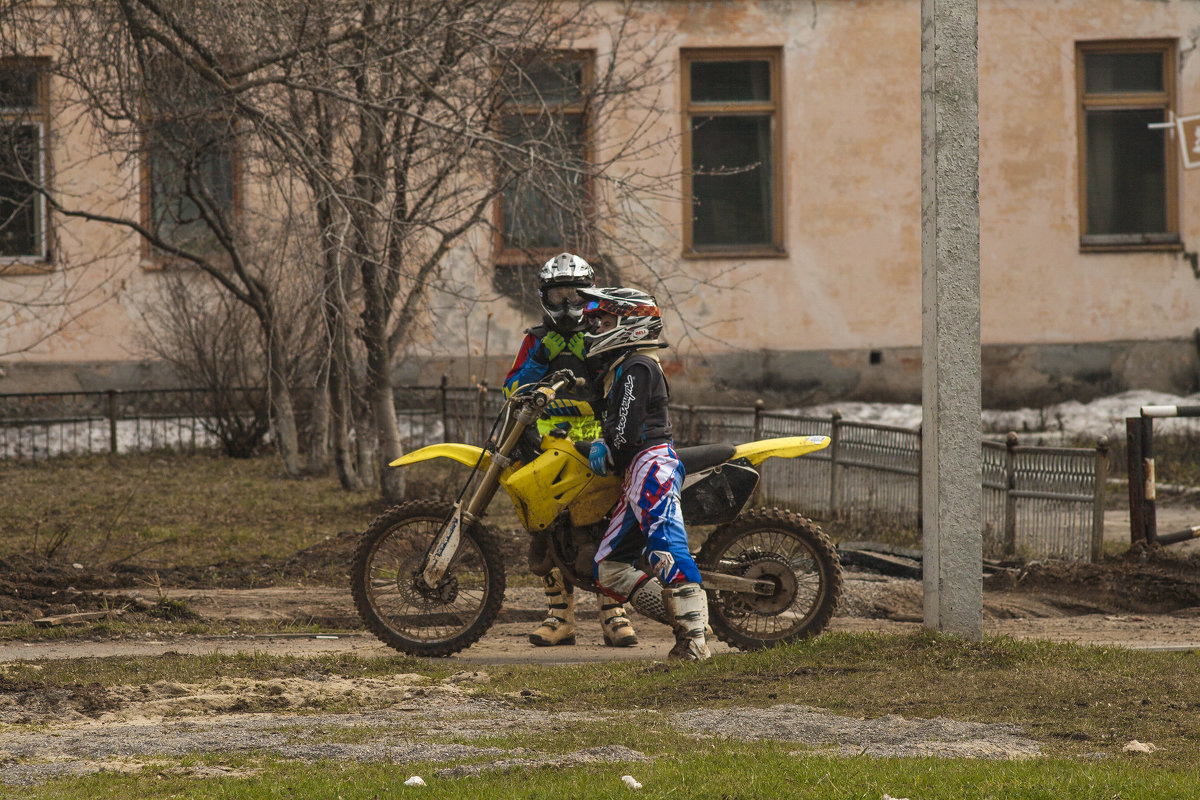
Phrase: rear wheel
[
  {"left": 697, "top": 507, "right": 842, "bottom": 651},
  {"left": 350, "top": 500, "right": 505, "bottom": 657}
]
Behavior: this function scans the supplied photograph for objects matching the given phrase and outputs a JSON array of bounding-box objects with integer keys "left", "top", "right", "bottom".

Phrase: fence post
[
  {"left": 1141, "top": 415, "right": 1157, "bottom": 546},
  {"left": 1125, "top": 417, "right": 1145, "bottom": 546},
  {"left": 476, "top": 381, "right": 488, "bottom": 446},
  {"left": 916, "top": 424, "right": 923, "bottom": 534},
  {"left": 1004, "top": 431, "right": 1018, "bottom": 557},
  {"left": 687, "top": 405, "right": 698, "bottom": 446},
  {"left": 106, "top": 390, "right": 119, "bottom": 454},
  {"left": 828, "top": 410, "right": 842, "bottom": 519},
  {"left": 1091, "top": 436, "right": 1109, "bottom": 562},
  {"left": 440, "top": 375, "right": 449, "bottom": 443},
  {"left": 753, "top": 398, "right": 765, "bottom": 441}
]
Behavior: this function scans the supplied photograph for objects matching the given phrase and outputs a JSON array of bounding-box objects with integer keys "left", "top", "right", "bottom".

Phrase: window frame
[
  {"left": 138, "top": 58, "right": 242, "bottom": 270},
  {"left": 681, "top": 47, "right": 785, "bottom": 259},
  {"left": 492, "top": 50, "right": 595, "bottom": 266},
  {"left": 1076, "top": 39, "right": 1179, "bottom": 252},
  {"left": 0, "top": 56, "right": 52, "bottom": 272}
]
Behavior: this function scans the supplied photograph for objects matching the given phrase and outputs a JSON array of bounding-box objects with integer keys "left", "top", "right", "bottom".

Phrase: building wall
[{"left": 4, "top": 0, "right": 1200, "bottom": 407}]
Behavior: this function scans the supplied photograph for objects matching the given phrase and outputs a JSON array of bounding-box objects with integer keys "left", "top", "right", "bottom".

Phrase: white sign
[{"left": 1177, "top": 114, "right": 1200, "bottom": 169}]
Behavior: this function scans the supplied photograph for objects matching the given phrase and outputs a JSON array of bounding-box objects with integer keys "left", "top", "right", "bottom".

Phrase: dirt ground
[
  {"left": 3, "top": 504, "right": 1200, "bottom": 786},
  {"left": 3, "top": 499, "right": 1200, "bottom": 661}
]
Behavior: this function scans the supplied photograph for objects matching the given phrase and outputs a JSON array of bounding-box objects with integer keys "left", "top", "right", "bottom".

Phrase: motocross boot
[
  {"left": 529, "top": 568, "right": 576, "bottom": 646},
  {"left": 599, "top": 599, "right": 638, "bottom": 647},
  {"left": 664, "top": 581, "right": 712, "bottom": 661}
]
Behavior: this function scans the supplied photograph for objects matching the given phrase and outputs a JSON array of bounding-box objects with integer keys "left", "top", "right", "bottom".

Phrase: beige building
[{"left": 3, "top": 0, "right": 1200, "bottom": 408}]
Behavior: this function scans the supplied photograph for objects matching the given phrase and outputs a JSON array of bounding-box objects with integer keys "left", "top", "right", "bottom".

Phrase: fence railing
[
  {"left": 0, "top": 385, "right": 1109, "bottom": 561},
  {"left": 672, "top": 405, "right": 1109, "bottom": 563},
  {"left": 0, "top": 382, "right": 512, "bottom": 460}
]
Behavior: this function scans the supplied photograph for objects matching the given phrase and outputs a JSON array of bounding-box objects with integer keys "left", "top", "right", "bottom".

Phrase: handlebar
[{"left": 546, "top": 369, "right": 586, "bottom": 393}]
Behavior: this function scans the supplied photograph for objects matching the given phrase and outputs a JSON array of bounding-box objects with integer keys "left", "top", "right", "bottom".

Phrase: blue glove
[{"left": 588, "top": 440, "right": 612, "bottom": 476}]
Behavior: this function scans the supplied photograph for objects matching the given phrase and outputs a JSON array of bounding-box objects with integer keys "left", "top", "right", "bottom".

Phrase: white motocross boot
[
  {"left": 529, "top": 568, "right": 576, "bottom": 647},
  {"left": 664, "top": 582, "right": 711, "bottom": 661},
  {"left": 599, "top": 599, "right": 638, "bottom": 647}
]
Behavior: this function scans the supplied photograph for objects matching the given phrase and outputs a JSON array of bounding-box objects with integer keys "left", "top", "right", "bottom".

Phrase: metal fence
[
  {"left": 673, "top": 405, "right": 1109, "bottom": 562},
  {"left": 0, "top": 385, "right": 1108, "bottom": 561},
  {"left": 0, "top": 382, "right": 508, "bottom": 459},
  {"left": 0, "top": 388, "right": 235, "bottom": 458}
]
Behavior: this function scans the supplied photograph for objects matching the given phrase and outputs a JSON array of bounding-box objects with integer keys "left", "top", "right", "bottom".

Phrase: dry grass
[{"left": 0, "top": 453, "right": 386, "bottom": 569}]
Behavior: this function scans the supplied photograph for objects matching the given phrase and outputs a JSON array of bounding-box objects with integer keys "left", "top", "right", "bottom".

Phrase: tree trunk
[
  {"left": 330, "top": 340, "right": 363, "bottom": 490},
  {"left": 307, "top": 361, "right": 331, "bottom": 475},
  {"left": 355, "top": 410, "right": 378, "bottom": 489},
  {"left": 367, "top": 345, "right": 404, "bottom": 501},
  {"left": 267, "top": 333, "right": 303, "bottom": 476}
]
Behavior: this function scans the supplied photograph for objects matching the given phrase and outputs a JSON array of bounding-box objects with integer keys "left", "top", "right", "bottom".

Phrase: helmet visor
[{"left": 545, "top": 286, "right": 583, "bottom": 306}]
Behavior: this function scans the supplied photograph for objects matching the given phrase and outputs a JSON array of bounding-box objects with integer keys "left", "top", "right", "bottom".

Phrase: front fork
[{"left": 419, "top": 398, "right": 544, "bottom": 588}]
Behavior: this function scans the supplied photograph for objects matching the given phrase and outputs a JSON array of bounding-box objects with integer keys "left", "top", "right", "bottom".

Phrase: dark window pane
[
  {"left": 500, "top": 114, "right": 587, "bottom": 250},
  {"left": 0, "top": 67, "right": 38, "bottom": 110},
  {"left": 690, "top": 60, "right": 771, "bottom": 103},
  {"left": 1085, "top": 108, "right": 1166, "bottom": 235},
  {"left": 149, "top": 120, "right": 235, "bottom": 254},
  {"left": 0, "top": 123, "right": 41, "bottom": 257},
  {"left": 503, "top": 59, "right": 584, "bottom": 106},
  {"left": 1084, "top": 53, "right": 1163, "bottom": 94},
  {"left": 691, "top": 115, "right": 772, "bottom": 247}
]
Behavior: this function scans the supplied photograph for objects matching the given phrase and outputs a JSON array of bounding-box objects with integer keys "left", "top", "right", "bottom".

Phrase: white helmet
[
  {"left": 538, "top": 252, "right": 595, "bottom": 329},
  {"left": 579, "top": 286, "right": 664, "bottom": 358}
]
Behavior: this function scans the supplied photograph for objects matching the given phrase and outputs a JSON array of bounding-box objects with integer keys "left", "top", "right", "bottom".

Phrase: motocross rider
[
  {"left": 580, "top": 287, "right": 711, "bottom": 661},
  {"left": 503, "top": 253, "right": 639, "bottom": 649}
]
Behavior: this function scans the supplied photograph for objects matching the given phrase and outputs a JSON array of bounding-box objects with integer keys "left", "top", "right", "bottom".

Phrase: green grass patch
[{"left": 21, "top": 748, "right": 1200, "bottom": 800}]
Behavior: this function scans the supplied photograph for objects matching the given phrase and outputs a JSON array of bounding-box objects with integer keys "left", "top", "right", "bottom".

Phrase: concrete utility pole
[{"left": 920, "top": 0, "right": 983, "bottom": 639}]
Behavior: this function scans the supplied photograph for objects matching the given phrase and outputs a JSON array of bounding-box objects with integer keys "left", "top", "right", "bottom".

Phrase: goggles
[
  {"left": 545, "top": 285, "right": 583, "bottom": 306},
  {"left": 582, "top": 299, "right": 660, "bottom": 318}
]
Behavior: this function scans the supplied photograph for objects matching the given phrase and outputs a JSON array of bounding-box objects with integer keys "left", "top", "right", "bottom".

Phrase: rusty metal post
[
  {"left": 1091, "top": 436, "right": 1110, "bottom": 562},
  {"left": 753, "top": 398, "right": 765, "bottom": 441},
  {"left": 440, "top": 375, "right": 449, "bottom": 443},
  {"left": 475, "top": 381, "right": 488, "bottom": 446},
  {"left": 106, "top": 390, "right": 118, "bottom": 454},
  {"left": 1126, "top": 417, "right": 1145, "bottom": 546},
  {"left": 1004, "top": 432, "right": 1018, "bottom": 557},
  {"left": 1142, "top": 415, "right": 1157, "bottom": 546},
  {"left": 828, "top": 410, "right": 843, "bottom": 519}
]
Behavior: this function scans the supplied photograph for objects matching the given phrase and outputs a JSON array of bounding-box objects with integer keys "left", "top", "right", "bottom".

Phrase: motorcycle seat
[
  {"left": 573, "top": 441, "right": 736, "bottom": 474},
  {"left": 676, "top": 443, "right": 736, "bottom": 474}
]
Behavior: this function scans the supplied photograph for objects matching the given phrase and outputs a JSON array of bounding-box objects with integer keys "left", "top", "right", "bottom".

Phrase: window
[
  {"left": 495, "top": 52, "right": 593, "bottom": 261},
  {"left": 141, "top": 57, "right": 239, "bottom": 263},
  {"left": 0, "top": 58, "right": 50, "bottom": 265},
  {"left": 683, "top": 49, "right": 783, "bottom": 257},
  {"left": 1077, "top": 40, "right": 1177, "bottom": 250}
]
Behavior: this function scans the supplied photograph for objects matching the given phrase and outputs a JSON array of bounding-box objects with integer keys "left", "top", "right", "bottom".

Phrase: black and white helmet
[
  {"left": 538, "top": 252, "right": 594, "bottom": 329},
  {"left": 579, "top": 286, "right": 664, "bottom": 358}
]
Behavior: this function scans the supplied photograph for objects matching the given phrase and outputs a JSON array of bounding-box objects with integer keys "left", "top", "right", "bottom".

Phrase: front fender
[
  {"left": 731, "top": 435, "right": 829, "bottom": 466},
  {"left": 389, "top": 443, "right": 491, "bottom": 470}
]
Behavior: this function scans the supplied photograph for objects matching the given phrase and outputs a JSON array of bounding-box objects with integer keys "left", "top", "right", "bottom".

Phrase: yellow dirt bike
[{"left": 350, "top": 370, "right": 843, "bottom": 657}]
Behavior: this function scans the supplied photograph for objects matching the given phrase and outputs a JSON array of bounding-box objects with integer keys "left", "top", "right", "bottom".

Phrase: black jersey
[{"left": 599, "top": 351, "right": 673, "bottom": 472}]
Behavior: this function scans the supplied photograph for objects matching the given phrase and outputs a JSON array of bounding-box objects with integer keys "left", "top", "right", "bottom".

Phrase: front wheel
[
  {"left": 697, "top": 507, "right": 842, "bottom": 651},
  {"left": 351, "top": 499, "right": 506, "bottom": 657}
]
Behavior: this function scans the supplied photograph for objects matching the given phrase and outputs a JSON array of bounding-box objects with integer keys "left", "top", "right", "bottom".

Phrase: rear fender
[
  {"left": 389, "top": 443, "right": 491, "bottom": 470},
  {"left": 731, "top": 435, "right": 830, "bottom": 466}
]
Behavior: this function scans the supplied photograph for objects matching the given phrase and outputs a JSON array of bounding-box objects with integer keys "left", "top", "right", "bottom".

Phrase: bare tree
[{"left": 2, "top": 0, "right": 692, "bottom": 498}]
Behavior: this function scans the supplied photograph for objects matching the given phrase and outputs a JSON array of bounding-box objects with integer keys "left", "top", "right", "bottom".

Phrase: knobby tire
[
  {"left": 350, "top": 499, "right": 506, "bottom": 657},
  {"left": 697, "top": 507, "right": 842, "bottom": 651}
]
